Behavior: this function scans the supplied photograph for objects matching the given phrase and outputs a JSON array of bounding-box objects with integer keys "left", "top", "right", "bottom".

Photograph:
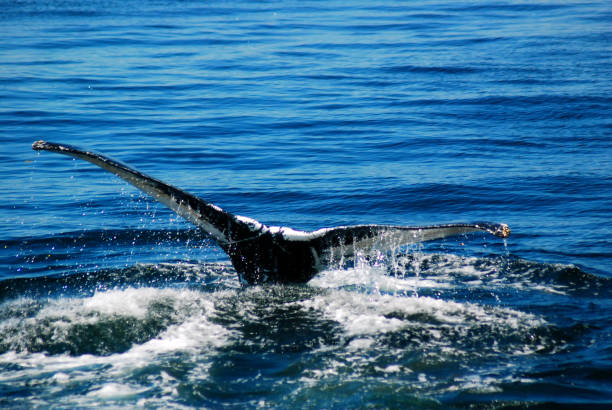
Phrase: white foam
[
  {"left": 347, "top": 338, "right": 374, "bottom": 350},
  {"left": 382, "top": 364, "right": 402, "bottom": 373},
  {"left": 132, "top": 313, "right": 230, "bottom": 355},
  {"left": 81, "top": 287, "right": 167, "bottom": 317},
  {"left": 310, "top": 265, "right": 451, "bottom": 293},
  {"left": 315, "top": 252, "right": 572, "bottom": 297},
  {"left": 300, "top": 289, "right": 546, "bottom": 338},
  {"left": 50, "top": 372, "right": 71, "bottom": 384},
  {"left": 0, "top": 287, "right": 235, "bottom": 386},
  {"left": 87, "top": 382, "right": 149, "bottom": 399}
]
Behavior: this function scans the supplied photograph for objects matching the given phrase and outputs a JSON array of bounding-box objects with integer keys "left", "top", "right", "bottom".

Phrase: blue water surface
[{"left": 1, "top": 0, "right": 611, "bottom": 408}]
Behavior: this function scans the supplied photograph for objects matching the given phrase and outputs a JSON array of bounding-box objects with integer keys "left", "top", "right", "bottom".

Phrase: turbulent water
[{"left": 1, "top": 0, "right": 611, "bottom": 408}]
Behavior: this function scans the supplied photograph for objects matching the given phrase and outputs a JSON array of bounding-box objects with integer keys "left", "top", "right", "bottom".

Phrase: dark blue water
[{"left": 1, "top": 0, "right": 611, "bottom": 407}]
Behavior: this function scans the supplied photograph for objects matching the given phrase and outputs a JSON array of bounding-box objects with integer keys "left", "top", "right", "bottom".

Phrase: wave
[
  {"left": 0, "top": 250, "right": 608, "bottom": 406},
  {"left": 1, "top": 253, "right": 606, "bottom": 352}
]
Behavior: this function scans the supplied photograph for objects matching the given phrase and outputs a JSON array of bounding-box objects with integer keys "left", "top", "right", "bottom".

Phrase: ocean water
[{"left": 1, "top": 0, "right": 611, "bottom": 408}]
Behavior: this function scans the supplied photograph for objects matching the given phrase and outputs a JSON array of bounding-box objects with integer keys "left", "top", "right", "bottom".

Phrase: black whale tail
[
  {"left": 31, "top": 140, "right": 260, "bottom": 250},
  {"left": 33, "top": 140, "right": 510, "bottom": 284}
]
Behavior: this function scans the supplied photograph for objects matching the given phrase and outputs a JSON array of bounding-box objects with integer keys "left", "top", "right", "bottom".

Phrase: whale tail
[{"left": 33, "top": 140, "right": 510, "bottom": 284}]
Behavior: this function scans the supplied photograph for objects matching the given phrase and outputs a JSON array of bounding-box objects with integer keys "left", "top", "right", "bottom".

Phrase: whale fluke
[{"left": 33, "top": 140, "right": 510, "bottom": 284}]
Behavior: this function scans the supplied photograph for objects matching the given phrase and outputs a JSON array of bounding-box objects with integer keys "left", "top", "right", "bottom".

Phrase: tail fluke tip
[
  {"left": 32, "top": 140, "right": 47, "bottom": 150},
  {"left": 497, "top": 224, "right": 511, "bottom": 238}
]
